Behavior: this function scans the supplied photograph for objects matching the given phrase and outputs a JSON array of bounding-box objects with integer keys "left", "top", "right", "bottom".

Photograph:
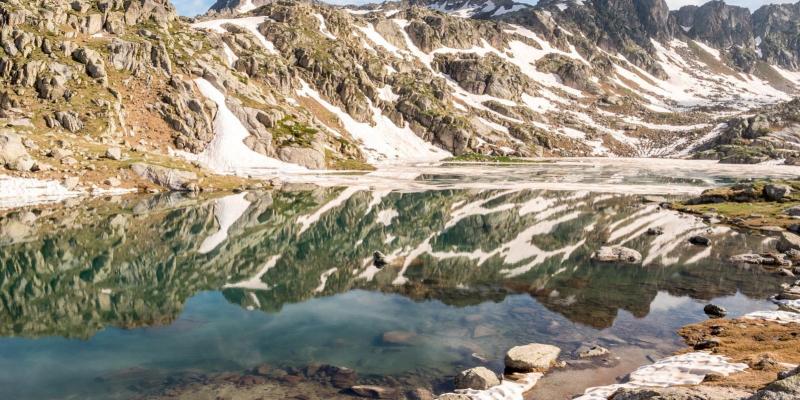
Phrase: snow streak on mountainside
[{"left": 197, "top": 0, "right": 800, "bottom": 165}]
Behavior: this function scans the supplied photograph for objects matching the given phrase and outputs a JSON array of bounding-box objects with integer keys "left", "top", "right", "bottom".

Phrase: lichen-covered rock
[
  {"left": 0, "top": 130, "right": 31, "bottom": 169},
  {"left": 504, "top": 343, "right": 561, "bottom": 372}
]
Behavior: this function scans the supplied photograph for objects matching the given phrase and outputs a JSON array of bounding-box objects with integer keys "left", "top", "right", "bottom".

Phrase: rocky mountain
[{"left": 1, "top": 0, "right": 800, "bottom": 195}]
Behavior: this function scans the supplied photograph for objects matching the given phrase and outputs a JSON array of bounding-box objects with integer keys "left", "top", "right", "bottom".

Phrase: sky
[{"left": 172, "top": 0, "right": 797, "bottom": 17}]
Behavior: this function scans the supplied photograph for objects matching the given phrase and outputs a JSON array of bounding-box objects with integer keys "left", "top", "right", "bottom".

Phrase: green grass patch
[{"left": 444, "top": 152, "right": 540, "bottom": 163}]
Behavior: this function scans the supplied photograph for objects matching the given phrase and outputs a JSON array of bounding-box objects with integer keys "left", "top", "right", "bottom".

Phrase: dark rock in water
[
  {"left": 646, "top": 227, "right": 664, "bottom": 235},
  {"left": 577, "top": 344, "right": 610, "bottom": 358},
  {"left": 704, "top": 304, "right": 727, "bottom": 318},
  {"left": 381, "top": 330, "right": 416, "bottom": 346},
  {"left": 694, "top": 338, "right": 721, "bottom": 350},
  {"left": 318, "top": 365, "right": 357, "bottom": 388},
  {"left": 373, "top": 251, "right": 387, "bottom": 268},
  {"left": 350, "top": 385, "right": 397, "bottom": 398},
  {"left": 689, "top": 235, "right": 711, "bottom": 246}
]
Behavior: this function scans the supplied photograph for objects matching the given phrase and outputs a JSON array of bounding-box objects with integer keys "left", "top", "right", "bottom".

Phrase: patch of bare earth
[{"left": 678, "top": 318, "right": 800, "bottom": 391}]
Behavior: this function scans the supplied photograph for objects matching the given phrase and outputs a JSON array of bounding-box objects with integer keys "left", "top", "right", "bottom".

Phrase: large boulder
[
  {"left": 453, "top": 367, "right": 500, "bottom": 390},
  {"left": 747, "top": 373, "right": 800, "bottom": 399},
  {"left": 278, "top": 146, "right": 326, "bottom": 169},
  {"left": 0, "top": 131, "right": 31, "bottom": 169},
  {"left": 130, "top": 163, "right": 197, "bottom": 191},
  {"left": 591, "top": 246, "right": 642, "bottom": 263},
  {"left": 72, "top": 47, "right": 107, "bottom": 79},
  {"left": 764, "top": 184, "right": 791, "bottom": 201},
  {"left": 777, "top": 232, "right": 800, "bottom": 253},
  {"left": 504, "top": 343, "right": 560, "bottom": 372}
]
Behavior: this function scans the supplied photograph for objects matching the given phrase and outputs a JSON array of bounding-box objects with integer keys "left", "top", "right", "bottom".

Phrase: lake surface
[{"left": 0, "top": 162, "right": 792, "bottom": 399}]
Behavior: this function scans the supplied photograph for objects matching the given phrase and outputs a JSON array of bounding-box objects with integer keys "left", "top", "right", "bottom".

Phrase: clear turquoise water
[{"left": 0, "top": 174, "right": 788, "bottom": 399}]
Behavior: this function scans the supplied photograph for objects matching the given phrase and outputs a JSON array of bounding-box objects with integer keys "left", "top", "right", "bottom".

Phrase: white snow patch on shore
[
  {"left": 0, "top": 176, "right": 80, "bottom": 209},
  {"left": 575, "top": 352, "right": 748, "bottom": 400},
  {"left": 180, "top": 78, "right": 307, "bottom": 174},
  {"left": 198, "top": 193, "right": 251, "bottom": 254},
  {"left": 743, "top": 310, "right": 800, "bottom": 324}
]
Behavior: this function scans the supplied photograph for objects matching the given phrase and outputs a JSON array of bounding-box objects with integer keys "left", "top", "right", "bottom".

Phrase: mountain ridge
[{"left": 0, "top": 0, "right": 798, "bottom": 196}]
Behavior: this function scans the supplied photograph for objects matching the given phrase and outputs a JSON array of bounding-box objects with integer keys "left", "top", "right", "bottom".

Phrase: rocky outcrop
[
  {"left": 0, "top": 130, "right": 34, "bottom": 171},
  {"left": 453, "top": 367, "right": 500, "bottom": 390},
  {"left": 681, "top": 1, "right": 754, "bottom": 49},
  {"left": 130, "top": 163, "right": 198, "bottom": 191},
  {"left": 156, "top": 77, "right": 217, "bottom": 153},
  {"left": 504, "top": 343, "right": 561, "bottom": 372},
  {"left": 433, "top": 52, "right": 531, "bottom": 100},
  {"left": 752, "top": 3, "right": 800, "bottom": 71}
]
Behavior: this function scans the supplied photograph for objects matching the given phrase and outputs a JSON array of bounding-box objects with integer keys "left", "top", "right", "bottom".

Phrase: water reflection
[{"left": 0, "top": 187, "right": 785, "bottom": 399}]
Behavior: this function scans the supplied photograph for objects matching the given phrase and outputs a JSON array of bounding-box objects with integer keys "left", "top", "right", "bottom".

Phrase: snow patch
[
  {"left": 297, "top": 80, "right": 450, "bottom": 163},
  {"left": 179, "top": 78, "right": 307, "bottom": 174},
  {"left": 575, "top": 352, "right": 748, "bottom": 400}
]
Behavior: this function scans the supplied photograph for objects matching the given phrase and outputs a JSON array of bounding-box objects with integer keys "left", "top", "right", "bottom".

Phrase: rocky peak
[
  {"left": 752, "top": 2, "right": 800, "bottom": 70},
  {"left": 675, "top": 1, "right": 754, "bottom": 48}
]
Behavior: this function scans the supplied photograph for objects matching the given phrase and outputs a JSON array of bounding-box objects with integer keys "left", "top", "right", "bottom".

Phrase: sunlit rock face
[{"left": 0, "top": 185, "right": 784, "bottom": 338}]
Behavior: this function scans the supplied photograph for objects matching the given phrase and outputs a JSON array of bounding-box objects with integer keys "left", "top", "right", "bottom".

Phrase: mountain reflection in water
[{"left": 0, "top": 187, "right": 783, "bottom": 399}]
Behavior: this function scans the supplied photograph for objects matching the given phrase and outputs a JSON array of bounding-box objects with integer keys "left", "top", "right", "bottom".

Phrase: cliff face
[{"left": 1, "top": 0, "right": 800, "bottom": 196}]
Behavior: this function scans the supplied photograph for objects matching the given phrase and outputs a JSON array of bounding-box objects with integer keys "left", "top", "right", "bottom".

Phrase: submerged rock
[
  {"left": 380, "top": 331, "right": 416, "bottom": 346},
  {"left": 454, "top": 366, "right": 500, "bottom": 390},
  {"left": 578, "top": 344, "right": 610, "bottom": 358},
  {"left": 592, "top": 246, "right": 642, "bottom": 263},
  {"left": 704, "top": 304, "right": 727, "bottom": 318},
  {"left": 504, "top": 343, "right": 561, "bottom": 372},
  {"left": 689, "top": 235, "right": 711, "bottom": 246},
  {"left": 350, "top": 385, "right": 397, "bottom": 398}
]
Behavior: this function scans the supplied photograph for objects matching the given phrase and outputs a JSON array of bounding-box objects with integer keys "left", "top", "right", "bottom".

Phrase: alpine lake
[{"left": 1, "top": 160, "right": 796, "bottom": 400}]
